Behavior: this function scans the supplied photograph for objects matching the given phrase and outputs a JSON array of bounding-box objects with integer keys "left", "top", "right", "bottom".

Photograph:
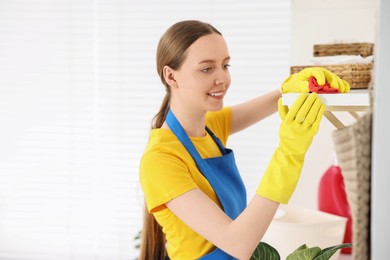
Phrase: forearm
[
  {"left": 223, "top": 194, "right": 279, "bottom": 259},
  {"left": 166, "top": 189, "right": 279, "bottom": 259},
  {"left": 230, "top": 89, "right": 281, "bottom": 135}
]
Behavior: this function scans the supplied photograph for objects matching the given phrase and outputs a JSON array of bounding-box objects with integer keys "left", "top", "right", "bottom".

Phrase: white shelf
[
  {"left": 282, "top": 90, "right": 371, "bottom": 129},
  {"left": 282, "top": 89, "right": 370, "bottom": 108}
]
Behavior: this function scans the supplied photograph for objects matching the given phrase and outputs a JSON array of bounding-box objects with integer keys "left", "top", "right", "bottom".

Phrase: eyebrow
[{"left": 198, "top": 56, "right": 230, "bottom": 64}]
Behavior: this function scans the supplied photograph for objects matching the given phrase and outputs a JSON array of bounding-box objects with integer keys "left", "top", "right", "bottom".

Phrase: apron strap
[
  {"left": 166, "top": 109, "right": 203, "bottom": 162},
  {"left": 166, "top": 109, "right": 227, "bottom": 161},
  {"left": 205, "top": 127, "right": 227, "bottom": 156}
]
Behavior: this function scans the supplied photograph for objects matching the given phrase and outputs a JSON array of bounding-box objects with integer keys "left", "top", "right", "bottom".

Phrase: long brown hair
[{"left": 139, "top": 20, "right": 222, "bottom": 260}]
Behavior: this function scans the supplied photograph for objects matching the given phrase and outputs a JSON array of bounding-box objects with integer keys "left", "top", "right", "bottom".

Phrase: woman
[{"left": 139, "top": 20, "right": 349, "bottom": 260}]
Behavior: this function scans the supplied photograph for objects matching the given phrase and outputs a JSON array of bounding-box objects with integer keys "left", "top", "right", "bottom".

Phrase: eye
[
  {"left": 201, "top": 67, "right": 212, "bottom": 73},
  {"left": 224, "top": 64, "right": 231, "bottom": 70}
]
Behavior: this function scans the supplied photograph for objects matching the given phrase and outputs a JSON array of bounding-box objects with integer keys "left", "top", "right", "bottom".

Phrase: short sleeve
[{"left": 139, "top": 149, "right": 198, "bottom": 213}]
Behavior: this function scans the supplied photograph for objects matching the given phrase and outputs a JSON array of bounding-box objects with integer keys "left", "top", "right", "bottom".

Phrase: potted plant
[{"left": 250, "top": 241, "right": 352, "bottom": 260}]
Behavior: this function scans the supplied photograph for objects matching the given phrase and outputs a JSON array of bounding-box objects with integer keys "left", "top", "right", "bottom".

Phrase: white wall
[
  {"left": 371, "top": 0, "right": 390, "bottom": 258},
  {"left": 0, "top": 1, "right": 292, "bottom": 259},
  {"left": 290, "top": 0, "right": 376, "bottom": 66},
  {"left": 289, "top": 0, "right": 376, "bottom": 209}
]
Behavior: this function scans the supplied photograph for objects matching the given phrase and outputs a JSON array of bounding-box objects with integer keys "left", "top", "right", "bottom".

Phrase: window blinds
[{"left": 0, "top": 1, "right": 290, "bottom": 259}]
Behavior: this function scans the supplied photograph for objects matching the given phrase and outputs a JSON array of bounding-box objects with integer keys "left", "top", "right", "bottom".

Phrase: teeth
[{"left": 209, "top": 92, "right": 223, "bottom": 97}]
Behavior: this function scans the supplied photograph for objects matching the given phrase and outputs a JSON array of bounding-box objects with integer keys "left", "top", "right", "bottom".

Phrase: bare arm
[
  {"left": 230, "top": 89, "right": 281, "bottom": 135},
  {"left": 166, "top": 189, "right": 279, "bottom": 259}
]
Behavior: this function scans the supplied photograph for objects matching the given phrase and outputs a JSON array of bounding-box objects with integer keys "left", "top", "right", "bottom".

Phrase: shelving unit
[{"left": 282, "top": 89, "right": 371, "bottom": 129}]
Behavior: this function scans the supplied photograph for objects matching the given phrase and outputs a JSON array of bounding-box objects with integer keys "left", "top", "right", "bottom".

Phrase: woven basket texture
[
  {"left": 332, "top": 112, "right": 372, "bottom": 260},
  {"left": 314, "top": 43, "right": 374, "bottom": 57}
]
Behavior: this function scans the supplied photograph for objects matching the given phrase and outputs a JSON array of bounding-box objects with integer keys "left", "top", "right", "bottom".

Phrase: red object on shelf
[
  {"left": 318, "top": 165, "right": 352, "bottom": 254},
  {"left": 308, "top": 76, "right": 340, "bottom": 93}
]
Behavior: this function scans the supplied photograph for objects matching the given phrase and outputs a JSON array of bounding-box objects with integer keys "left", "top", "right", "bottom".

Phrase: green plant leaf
[
  {"left": 250, "top": 241, "right": 280, "bottom": 260},
  {"left": 294, "top": 244, "right": 309, "bottom": 251},
  {"left": 313, "top": 243, "right": 352, "bottom": 260},
  {"left": 286, "top": 244, "right": 322, "bottom": 260}
]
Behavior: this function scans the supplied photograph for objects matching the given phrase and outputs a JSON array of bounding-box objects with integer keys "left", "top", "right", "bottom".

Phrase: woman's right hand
[{"left": 280, "top": 67, "right": 350, "bottom": 93}]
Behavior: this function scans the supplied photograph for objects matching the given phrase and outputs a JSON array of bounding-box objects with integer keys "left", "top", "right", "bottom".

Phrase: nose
[{"left": 214, "top": 68, "right": 230, "bottom": 86}]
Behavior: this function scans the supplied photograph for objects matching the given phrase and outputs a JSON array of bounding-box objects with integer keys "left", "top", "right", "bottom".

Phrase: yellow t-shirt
[{"left": 139, "top": 107, "right": 232, "bottom": 259}]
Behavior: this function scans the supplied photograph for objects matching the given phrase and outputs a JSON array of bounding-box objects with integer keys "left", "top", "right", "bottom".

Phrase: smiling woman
[{"left": 138, "top": 20, "right": 347, "bottom": 260}]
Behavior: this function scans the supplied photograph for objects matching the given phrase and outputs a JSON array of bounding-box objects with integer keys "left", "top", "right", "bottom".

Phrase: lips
[{"left": 207, "top": 91, "right": 223, "bottom": 97}]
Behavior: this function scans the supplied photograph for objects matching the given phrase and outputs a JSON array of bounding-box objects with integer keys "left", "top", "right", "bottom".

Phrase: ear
[{"left": 163, "top": 65, "right": 178, "bottom": 88}]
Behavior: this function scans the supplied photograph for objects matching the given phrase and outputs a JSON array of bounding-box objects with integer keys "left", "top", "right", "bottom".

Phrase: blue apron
[{"left": 166, "top": 109, "right": 247, "bottom": 260}]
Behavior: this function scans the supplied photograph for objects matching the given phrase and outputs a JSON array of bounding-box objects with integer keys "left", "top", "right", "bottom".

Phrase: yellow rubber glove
[
  {"left": 257, "top": 93, "right": 325, "bottom": 203},
  {"left": 281, "top": 67, "right": 350, "bottom": 93}
]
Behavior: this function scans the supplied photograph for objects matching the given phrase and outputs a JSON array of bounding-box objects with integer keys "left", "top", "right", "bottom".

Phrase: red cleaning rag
[{"left": 308, "top": 76, "right": 340, "bottom": 94}]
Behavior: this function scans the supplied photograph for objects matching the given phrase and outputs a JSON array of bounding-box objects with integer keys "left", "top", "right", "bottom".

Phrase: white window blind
[{"left": 0, "top": 1, "right": 290, "bottom": 259}]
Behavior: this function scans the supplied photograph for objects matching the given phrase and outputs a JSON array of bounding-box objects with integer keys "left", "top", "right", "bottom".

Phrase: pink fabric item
[{"left": 309, "top": 76, "right": 340, "bottom": 94}]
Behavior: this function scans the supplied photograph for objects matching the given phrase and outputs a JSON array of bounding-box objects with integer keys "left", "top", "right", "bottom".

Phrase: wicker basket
[
  {"left": 290, "top": 63, "right": 372, "bottom": 89},
  {"left": 313, "top": 43, "right": 374, "bottom": 57}
]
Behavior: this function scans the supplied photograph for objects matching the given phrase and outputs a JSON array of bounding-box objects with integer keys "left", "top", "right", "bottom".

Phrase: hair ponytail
[
  {"left": 152, "top": 91, "right": 170, "bottom": 129},
  {"left": 138, "top": 92, "right": 170, "bottom": 259},
  {"left": 138, "top": 206, "right": 166, "bottom": 260},
  {"left": 139, "top": 20, "right": 222, "bottom": 259}
]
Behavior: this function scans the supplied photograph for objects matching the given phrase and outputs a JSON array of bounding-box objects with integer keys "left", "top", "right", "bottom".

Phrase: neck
[{"left": 167, "top": 104, "right": 206, "bottom": 137}]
